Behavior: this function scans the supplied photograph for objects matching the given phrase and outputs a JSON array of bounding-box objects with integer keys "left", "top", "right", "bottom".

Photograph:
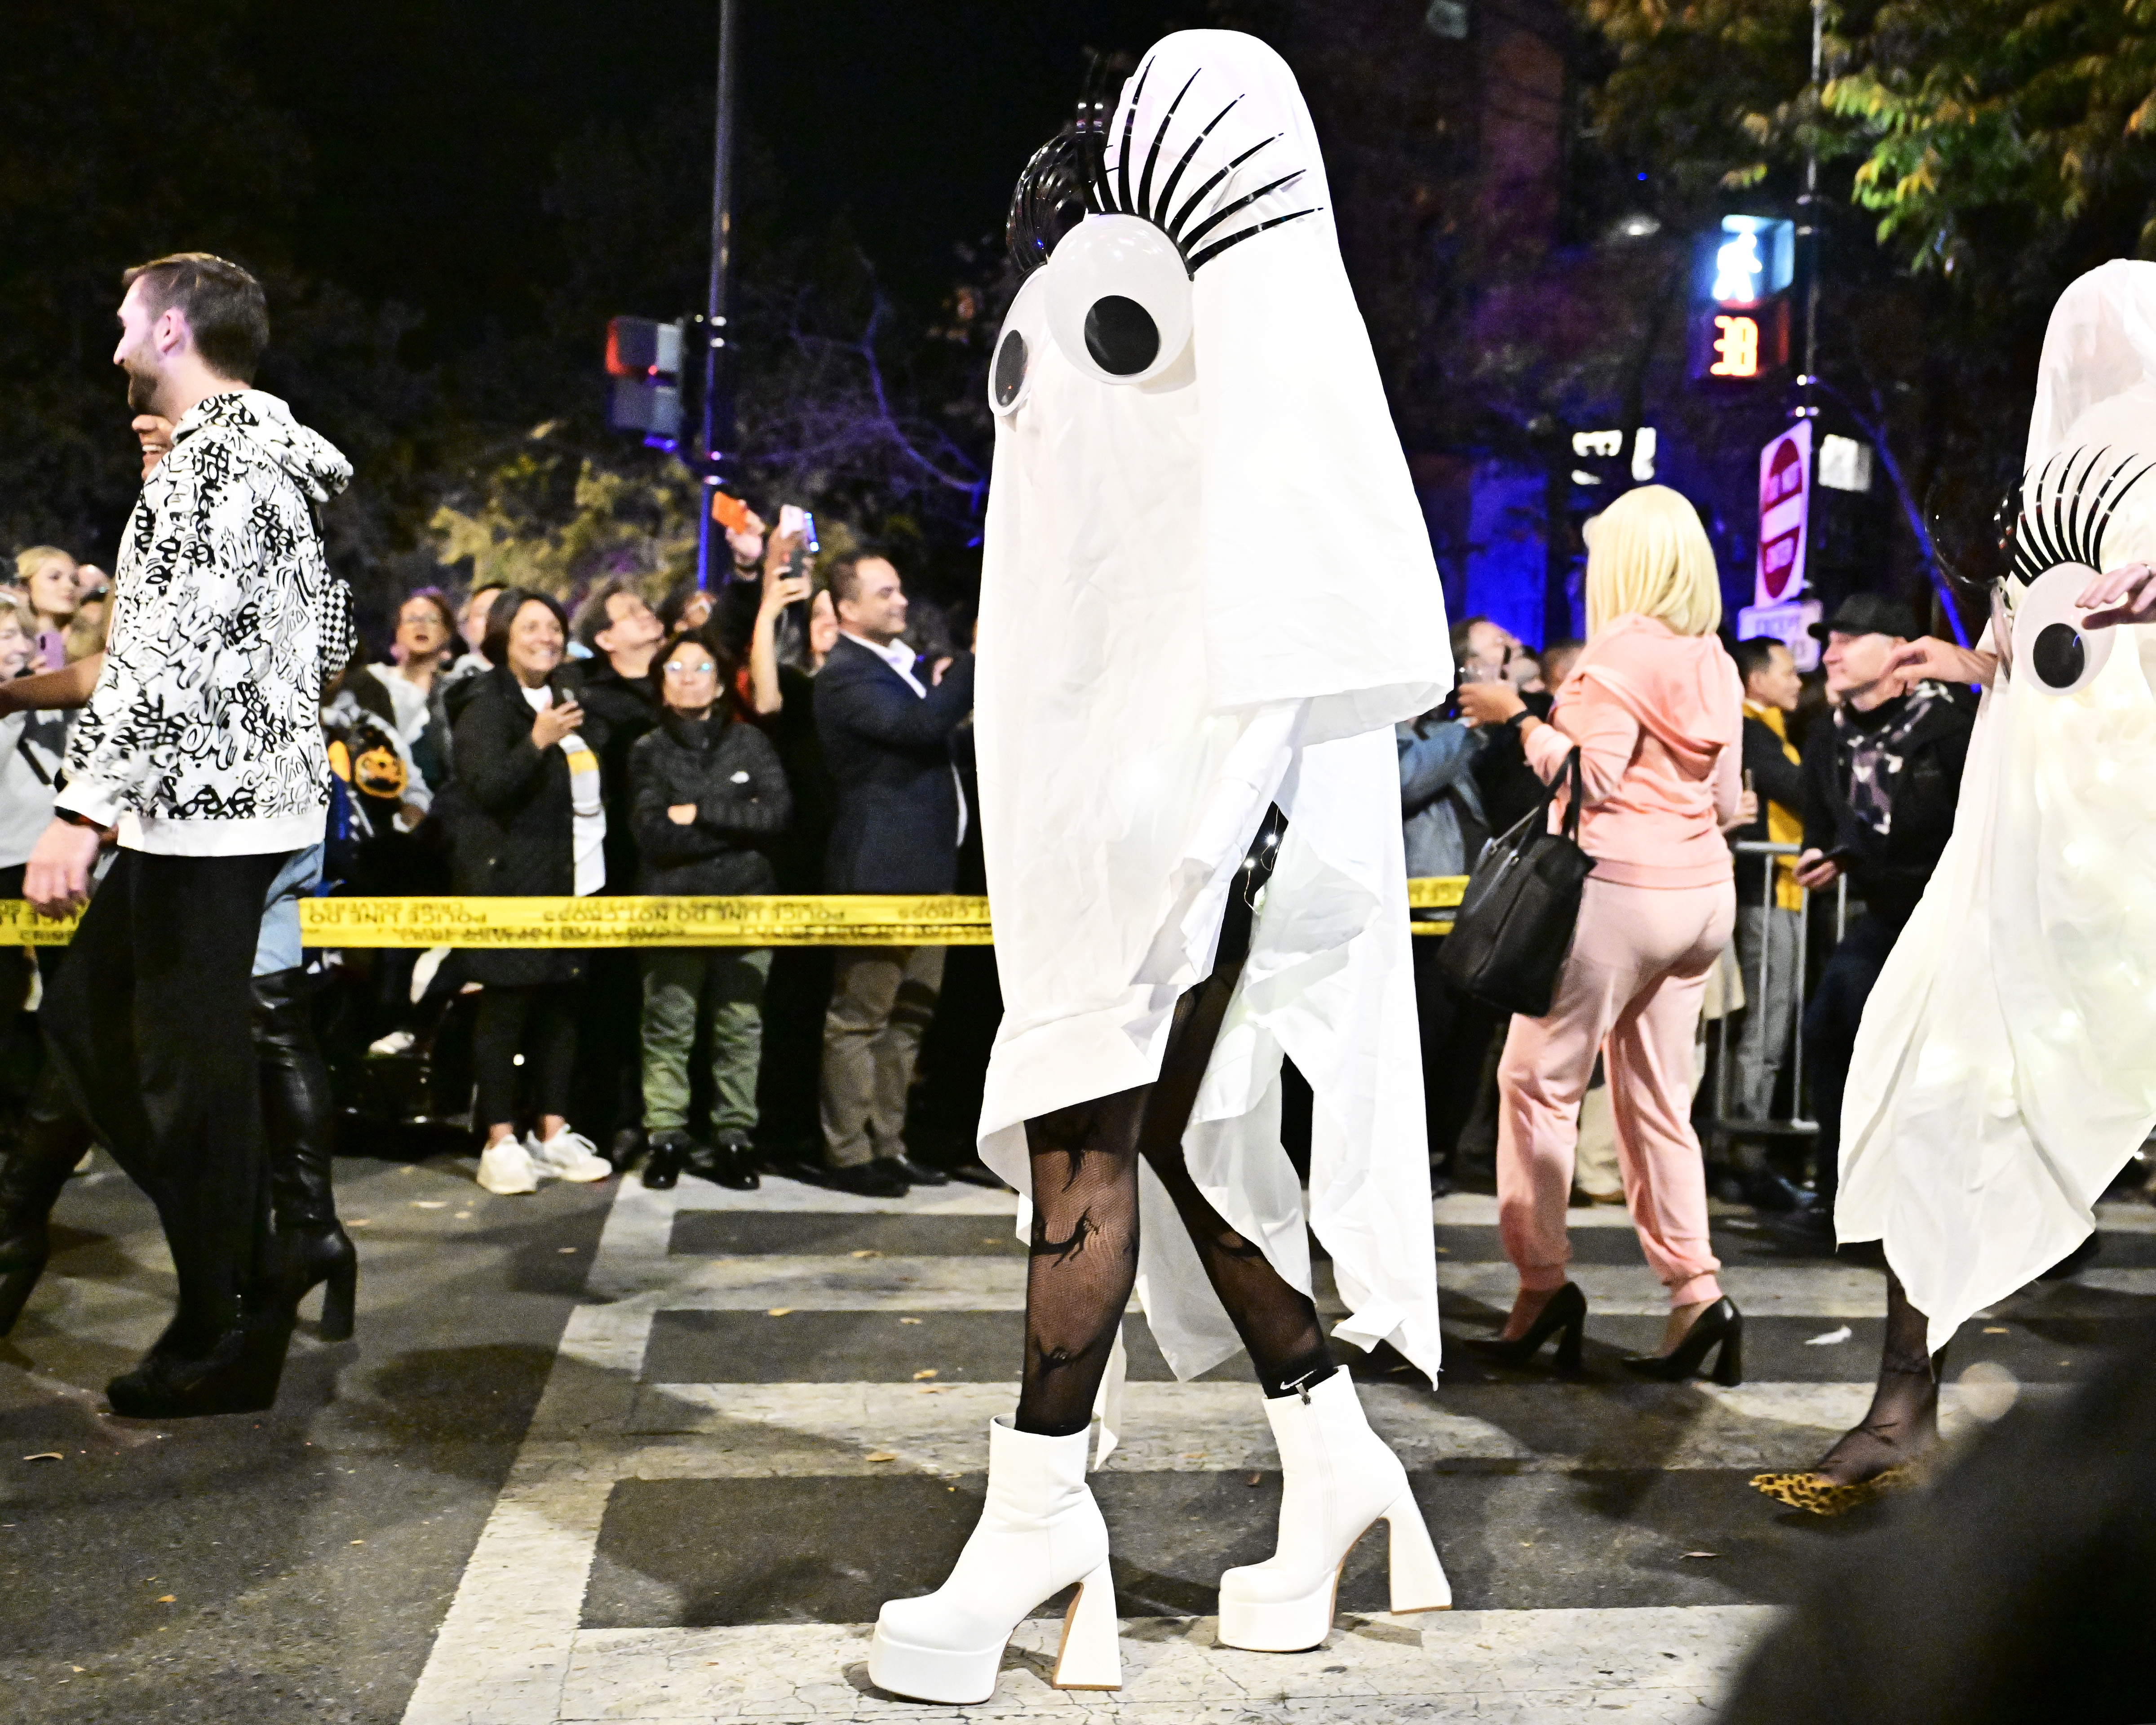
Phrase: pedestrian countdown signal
[{"left": 1689, "top": 215, "right": 1793, "bottom": 385}]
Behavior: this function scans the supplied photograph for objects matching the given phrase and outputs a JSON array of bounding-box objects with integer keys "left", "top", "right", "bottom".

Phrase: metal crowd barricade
[{"left": 1709, "top": 840, "right": 1846, "bottom": 1153}]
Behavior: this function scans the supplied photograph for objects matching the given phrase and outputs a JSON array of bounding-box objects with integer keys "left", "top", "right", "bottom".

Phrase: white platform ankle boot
[
  {"left": 1217, "top": 1370, "right": 1450, "bottom": 1651},
  {"left": 869, "top": 1418, "right": 1121, "bottom": 1704}
]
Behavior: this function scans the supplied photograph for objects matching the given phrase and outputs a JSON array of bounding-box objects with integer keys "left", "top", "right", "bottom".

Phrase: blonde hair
[
  {"left": 14, "top": 545, "right": 73, "bottom": 585},
  {"left": 0, "top": 591, "right": 36, "bottom": 640},
  {"left": 1582, "top": 485, "right": 1722, "bottom": 639}
]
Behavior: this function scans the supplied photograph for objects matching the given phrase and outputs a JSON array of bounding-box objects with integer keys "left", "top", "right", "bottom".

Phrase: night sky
[{"left": 243, "top": 1, "right": 1196, "bottom": 336}]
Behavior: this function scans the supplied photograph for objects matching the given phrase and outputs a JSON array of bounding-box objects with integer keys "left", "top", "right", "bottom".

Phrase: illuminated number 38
[{"left": 1711, "top": 315, "right": 1759, "bottom": 378}]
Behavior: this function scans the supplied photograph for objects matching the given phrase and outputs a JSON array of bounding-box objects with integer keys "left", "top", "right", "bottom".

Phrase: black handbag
[{"left": 1436, "top": 749, "right": 1595, "bottom": 1016}]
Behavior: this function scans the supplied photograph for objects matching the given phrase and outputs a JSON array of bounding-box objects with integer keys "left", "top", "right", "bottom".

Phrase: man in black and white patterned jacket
[{"left": 24, "top": 253, "right": 354, "bottom": 1419}]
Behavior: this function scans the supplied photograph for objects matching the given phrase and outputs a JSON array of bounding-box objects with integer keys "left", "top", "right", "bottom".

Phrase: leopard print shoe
[{"left": 1749, "top": 1464, "right": 1914, "bottom": 1517}]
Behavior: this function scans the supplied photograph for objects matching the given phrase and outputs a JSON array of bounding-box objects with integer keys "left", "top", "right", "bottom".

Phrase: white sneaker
[
  {"left": 525, "top": 1126, "right": 612, "bottom": 1183},
  {"left": 477, "top": 1137, "right": 539, "bottom": 1195}
]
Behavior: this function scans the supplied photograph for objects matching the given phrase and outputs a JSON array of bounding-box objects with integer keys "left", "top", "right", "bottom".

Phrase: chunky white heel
[
  {"left": 869, "top": 1419, "right": 1121, "bottom": 1704},
  {"left": 1217, "top": 1371, "right": 1449, "bottom": 1651}
]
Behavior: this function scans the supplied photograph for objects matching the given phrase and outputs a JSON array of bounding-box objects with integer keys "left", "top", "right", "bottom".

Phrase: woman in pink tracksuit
[{"left": 1456, "top": 485, "right": 1750, "bottom": 1384}]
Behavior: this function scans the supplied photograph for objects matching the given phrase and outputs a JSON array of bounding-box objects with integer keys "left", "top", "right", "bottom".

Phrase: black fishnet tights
[
  {"left": 1014, "top": 973, "right": 1334, "bottom": 1437},
  {"left": 1811, "top": 1269, "right": 1943, "bottom": 1486}
]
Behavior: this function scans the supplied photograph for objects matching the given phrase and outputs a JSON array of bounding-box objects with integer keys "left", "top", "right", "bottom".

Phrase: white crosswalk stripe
[{"left": 402, "top": 1174, "right": 2147, "bottom": 1723}]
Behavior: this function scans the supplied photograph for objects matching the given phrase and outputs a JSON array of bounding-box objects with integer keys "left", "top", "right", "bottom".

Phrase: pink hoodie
[{"left": 1522, "top": 612, "right": 1744, "bottom": 889}]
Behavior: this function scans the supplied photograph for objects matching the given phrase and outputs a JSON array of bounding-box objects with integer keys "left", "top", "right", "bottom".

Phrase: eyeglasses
[{"left": 663, "top": 661, "right": 717, "bottom": 678}]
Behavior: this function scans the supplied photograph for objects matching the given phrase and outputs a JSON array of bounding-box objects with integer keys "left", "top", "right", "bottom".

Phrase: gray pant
[
  {"left": 1731, "top": 904, "right": 1802, "bottom": 1120},
  {"left": 819, "top": 945, "right": 945, "bottom": 1167}
]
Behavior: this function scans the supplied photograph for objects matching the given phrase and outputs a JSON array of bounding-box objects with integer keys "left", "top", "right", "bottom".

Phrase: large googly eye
[
  {"left": 1042, "top": 214, "right": 1193, "bottom": 387},
  {"left": 2010, "top": 560, "right": 2115, "bottom": 696}
]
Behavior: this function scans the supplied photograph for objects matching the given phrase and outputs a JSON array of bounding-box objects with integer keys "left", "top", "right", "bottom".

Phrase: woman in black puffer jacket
[{"left": 630, "top": 629, "right": 793, "bottom": 1188}]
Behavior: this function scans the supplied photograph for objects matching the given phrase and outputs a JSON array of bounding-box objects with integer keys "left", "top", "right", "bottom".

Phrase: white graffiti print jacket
[{"left": 57, "top": 390, "right": 355, "bottom": 856}]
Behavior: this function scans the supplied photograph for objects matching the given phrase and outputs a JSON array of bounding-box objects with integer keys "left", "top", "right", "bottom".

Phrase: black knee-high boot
[
  {"left": 252, "top": 967, "right": 356, "bottom": 1340},
  {"left": 0, "top": 1068, "right": 93, "bottom": 1335}
]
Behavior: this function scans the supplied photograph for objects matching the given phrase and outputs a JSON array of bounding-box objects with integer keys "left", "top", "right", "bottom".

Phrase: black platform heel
[
  {"left": 254, "top": 968, "right": 358, "bottom": 1340},
  {"left": 1622, "top": 1296, "right": 1744, "bottom": 1386},
  {"left": 1464, "top": 1281, "right": 1587, "bottom": 1372},
  {"left": 0, "top": 1095, "right": 94, "bottom": 1336},
  {"left": 106, "top": 1298, "right": 297, "bottom": 1420}
]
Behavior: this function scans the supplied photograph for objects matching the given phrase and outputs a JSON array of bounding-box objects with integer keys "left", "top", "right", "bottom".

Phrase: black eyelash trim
[
  {"left": 1166, "top": 134, "right": 1281, "bottom": 243},
  {"left": 2009, "top": 446, "right": 2156, "bottom": 590},
  {"left": 1179, "top": 169, "right": 1309, "bottom": 250},
  {"left": 1135, "top": 70, "right": 1200, "bottom": 219},
  {"left": 1187, "top": 206, "right": 1325, "bottom": 271},
  {"left": 1004, "top": 53, "right": 1320, "bottom": 279},
  {"left": 1114, "top": 58, "right": 1153, "bottom": 222},
  {"left": 1151, "top": 96, "right": 1242, "bottom": 235}
]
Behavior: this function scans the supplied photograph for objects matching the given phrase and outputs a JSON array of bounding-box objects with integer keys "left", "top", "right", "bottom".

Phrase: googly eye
[
  {"left": 991, "top": 328, "right": 1030, "bottom": 413},
  {"left": 2010, "top": 560, "right": 2115, "bottom": 695},
  {"left": 1042, "top": 214, "right": 1193, "bottom": 387},
  {"left": 987, "top": 271, "right": 1045, "bottom": 418}
]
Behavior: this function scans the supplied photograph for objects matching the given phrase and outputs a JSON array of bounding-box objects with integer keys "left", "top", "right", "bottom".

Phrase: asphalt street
[{"left": 3, "top": 1140, "right": 2150, "bottom": 1723}]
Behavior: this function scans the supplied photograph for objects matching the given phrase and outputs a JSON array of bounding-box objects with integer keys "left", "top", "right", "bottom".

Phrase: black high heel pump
[
  {"left": 1622, "top": 1296, "right": 1744, "bottom": 1386},
  {"left": 1464, "top": 1282, "right": 1587, "bottom": 1372}
]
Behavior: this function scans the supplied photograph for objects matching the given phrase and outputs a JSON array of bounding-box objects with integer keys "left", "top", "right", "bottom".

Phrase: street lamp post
[
  {"left": 1793, "top": 0, "right": 1824, "bottom": 421},
  {"left": 695, "top": 0, "right": 741, "bottom": 591}
]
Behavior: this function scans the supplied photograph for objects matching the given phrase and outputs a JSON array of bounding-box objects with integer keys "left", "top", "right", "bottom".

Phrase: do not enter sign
[{"left": 1756, "top": 422, "right": 1811, "bottom": 605}]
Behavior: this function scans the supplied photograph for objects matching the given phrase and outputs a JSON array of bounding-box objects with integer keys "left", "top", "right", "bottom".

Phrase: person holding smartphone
[
  {"left": 444, "top": 587, "right": 615, "bottom": 1195},
  {"left": 1776, "top": 594, "right": 1976, "bottom": 1247}
]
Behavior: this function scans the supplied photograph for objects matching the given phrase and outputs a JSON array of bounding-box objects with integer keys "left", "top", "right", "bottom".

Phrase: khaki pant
[{"left": 819, "top": 945, "right": 945, "bottom": 1167}]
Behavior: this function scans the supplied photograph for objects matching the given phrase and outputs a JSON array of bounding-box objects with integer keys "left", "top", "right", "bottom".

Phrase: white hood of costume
[
  {"left": 975, "top": 30, "right": 1451, "bottom": 1411},
  {"left": 1838, "top": 259, "right": 2156, "bottom": 1349}
]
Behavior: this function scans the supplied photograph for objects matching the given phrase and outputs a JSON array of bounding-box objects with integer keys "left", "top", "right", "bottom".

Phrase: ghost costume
[
  {"left": 1836, "top": 259, "right": 2156, "bottom": 1353},
  {"left": 974, "top": 30, "right": 1453, "bottom": 1402},
  {"left": 864, "top": 36, "right": 1457, "bottom": 1700}
]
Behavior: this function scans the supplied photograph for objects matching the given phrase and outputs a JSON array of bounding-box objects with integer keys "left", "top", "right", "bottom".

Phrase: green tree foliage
[{"left": 1574, "top": 0, "right": 2156, "bottom": 616}]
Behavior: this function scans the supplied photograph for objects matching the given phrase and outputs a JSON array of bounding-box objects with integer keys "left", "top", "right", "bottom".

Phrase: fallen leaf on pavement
[
  {"left": 766, "top": 1308, "right": 793, "bottom": 1317},
  {"left": 850, "top": 1249, "right": 881, "bottom": 1259},
  {"left": 557, "top": 1247, "right": 578, "bottom": 1254},
  {"left": 1680, "top": 1552, "right": 1718, "bottom": 1560},
  {"left": 410, "top": 1201, "right": 447, "bottom": 1210},
  {"left": 913, "top": 1369, "right": 938, "bottom": 1379},
  {"left": 865, "top": 1452, "right": 897, "bottom": 1463},
  {"left": 899, "top": 1317, "right": 922, "bottom": 1325},
  {"left": 22, "top": 1453, "right": 61, "bottom": 1463},
  {"left": 1802, "top": 1326, "right": 1852, "bottom": 1347},
  {"left": 157, "top": 1595, "right": 176, "bottom": 1602},
  {"left": 1982, "top": 1326, "right": 2010, "bottom": 1334}
]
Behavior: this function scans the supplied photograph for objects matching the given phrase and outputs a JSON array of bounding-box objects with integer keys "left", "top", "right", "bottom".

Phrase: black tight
[
  {"left": 1013, "top": 810, "right": 1333, "bottom": 1437},
  {"left": 1813, "top": 1268, "right": 1943, "bottom": 1484}
]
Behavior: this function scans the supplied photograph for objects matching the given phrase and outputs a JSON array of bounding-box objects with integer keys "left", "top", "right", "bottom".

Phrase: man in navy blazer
[{"left": 813, "top": 550, "right": 976, "bottom": 1196}]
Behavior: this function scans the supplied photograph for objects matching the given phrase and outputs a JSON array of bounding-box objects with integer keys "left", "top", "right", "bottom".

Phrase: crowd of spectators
[{"left": 15, "top": 474, "right": 2116, "bottom": 1242}]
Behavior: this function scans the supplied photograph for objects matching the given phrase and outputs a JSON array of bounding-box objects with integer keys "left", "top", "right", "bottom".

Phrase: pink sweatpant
[{"left": 1495, "top": 875, "right": 1735, "bottom": 1308}]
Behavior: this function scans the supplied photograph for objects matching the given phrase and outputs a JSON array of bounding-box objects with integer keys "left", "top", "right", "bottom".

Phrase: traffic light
[
  {"left": 1688, "top": 216, "right": 1793, "bottom": 384},
  {"left": 604, "top": 317, "right": 684, "bottom": 444}
]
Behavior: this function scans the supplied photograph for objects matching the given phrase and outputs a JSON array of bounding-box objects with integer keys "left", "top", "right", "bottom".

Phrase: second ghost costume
[{"left": 868, "top": 30, "right": 1456, "bottom": 1704}]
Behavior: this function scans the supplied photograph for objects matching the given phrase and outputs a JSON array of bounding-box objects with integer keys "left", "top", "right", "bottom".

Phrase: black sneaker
[
  {"left": 889, "top": 1155, "right": 950, "bottom": 1188},
  {"left": 824, "top": 1159, "right": 910, "bottom": 1198}
]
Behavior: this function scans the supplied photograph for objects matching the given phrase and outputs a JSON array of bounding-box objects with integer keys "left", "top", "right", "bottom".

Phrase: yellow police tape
[{"left": 0, "top": 877, "right": 1468, "bottom": 949}]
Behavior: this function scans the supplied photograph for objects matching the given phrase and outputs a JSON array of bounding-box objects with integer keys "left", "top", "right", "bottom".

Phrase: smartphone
[
  {"left": 777, "top": 506, "right": 817, "bottom": 583},
  {"left": 711, "top": 490, "right": 753, "bottom": 532},
  {"left": 1815, "top": 843, "right": 1857, "bottom": 868}
]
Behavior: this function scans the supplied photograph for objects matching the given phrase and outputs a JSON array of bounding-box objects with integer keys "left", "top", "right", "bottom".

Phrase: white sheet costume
[
  {"left": 973, "top": 31, "right": 1453, "bottom": 1407},
  {"left": 1837, "top": 259, "right": 2156, "bottom": 1352}
]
